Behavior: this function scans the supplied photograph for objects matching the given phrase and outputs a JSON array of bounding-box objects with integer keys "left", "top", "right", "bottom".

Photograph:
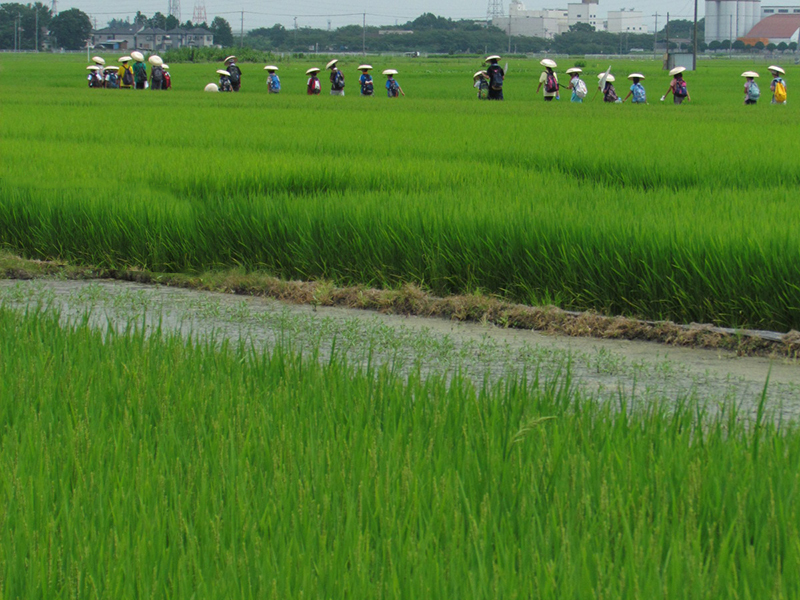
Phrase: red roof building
[{"left": 741, "top": 13, "right": 800, "bottom": 44}]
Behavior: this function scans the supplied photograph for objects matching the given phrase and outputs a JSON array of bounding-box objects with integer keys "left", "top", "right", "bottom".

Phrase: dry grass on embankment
[{"left": 3, "top": 252, "right": 799, "bottom": 358}]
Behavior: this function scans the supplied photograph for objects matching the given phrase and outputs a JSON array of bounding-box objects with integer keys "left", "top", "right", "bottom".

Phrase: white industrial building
[
  {"left": 492, "top": 0, "right": 647, "bottom": 38},
  {"left": 705, "top": 0, "right": 761, "bottom": 41}
]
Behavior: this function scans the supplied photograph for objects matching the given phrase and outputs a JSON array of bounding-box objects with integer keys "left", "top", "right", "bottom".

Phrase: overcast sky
[{"left": 79, "top": 0, "right": 701, "bottom": 32}]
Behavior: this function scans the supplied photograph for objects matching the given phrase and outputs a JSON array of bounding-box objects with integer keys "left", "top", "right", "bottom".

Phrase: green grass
[
  {"left": 2, "top": 54, "right": 800, "bottom": 330},
  {"left": 1, "top": 306, "right": 800, "bottom": 598}
]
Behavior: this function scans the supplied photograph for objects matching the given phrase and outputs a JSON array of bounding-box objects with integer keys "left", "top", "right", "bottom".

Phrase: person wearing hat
[
  {"left": 149, "top": 56, "right": 165, "bottom": 90},
  {"left": 105, "top": 66, "right": 120, "bottom": 89},
  {"left": 118, "top": 57, "right": 134, "bottom": 89},
  {"left": 742, "top": 72, "right": 760, "bottom": 105},
  {"left": 307, "top": 68, "right": 322, "bottom": 95},
  {"left": 622, "top": 74, "right": 646, "bottom": 104},
  {"left": 327, "top": 59, "right": 345, "bottom": 96},
  {"left": 484, "top": 55, "right": 504, "bottom": 100},
  {"left": 769, "top": 66, "right": 787, "bottom": 104},
  {"left": 224, "top": 56, "right": 242, "bottom": 91},
  {"left": 358, "top": 65, "right": 374, "bottom": 96},
  {"left": 86, "top": 65, "right": 102, "bottom": 88},
  {"left": 132, "top": 52, "right": 147, "bottom": 90},
  {"left": 565, "top": 68, "right": 586, "bottom": 103},
  {"left": 265, "top": 66, "right": 281, "bottom": 93},
  {"left": 662, "top": 67, "right": 690, "bottom": 104},
  {"left": 217, "top": 69, "right": 233, "bottom": 92},
  {"left": 162, "top": 64, "right": 171, "bottom": 90},
  {"left": 383, "top": 70, "right": 404, "bottom": 98},
  {"left": 473, "top": 70, "right": 489, "bottom": 100},
  {"left": 536, "top": 59, "right": 559, "bottom": 101},
  {"left": 600, "top": 74, "right": 619, "bottom": 103}
]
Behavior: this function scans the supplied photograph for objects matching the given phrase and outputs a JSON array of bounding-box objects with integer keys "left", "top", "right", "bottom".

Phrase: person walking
[
  {"left": 536, "top": 59, "right": 559, "bottom": 101},
  {"left": 162, "top": 64, "right": 171, "bottom": 90},
  {"left": 224, "top": 56, "right": 242, "bottom": 92},
  {"left": 149, "top": 55, "right": 165, "bottom": 90},
  {"left": 600, "top": 74, "right": 619, "bottom": 103},
  {"left": 622, "top": 73, "right": 646, "bottom": 104},
  {"left": 358, "top": 65, "right": 374, "bottom": 96},
  {"left": 474, "top": 70, "right": 489, "bottom": 99},
  {"left": 566, "top": 67, "right": 586, "bottom": 103},
  {"left": 383, "top": 69, "right": 404, "bottom": 98},
  {"left": 769, "top": 65, "right": 787, "bottom": 104},
  {"left": 217, "top": 69, "right": 233, "bottom": 92},
  {"left": 306, "top": 68, "right": 322, "bottom": 95},
  {"left": 484, "top": 55, "right": 504, "bottom": 100},
  {"left": 742, "top": 71, "right": 760, "bottom": 105},
  {"left": 131, "top": 51, "right": 147, "bottom": 90},
  {"left": 265, "top": 66, "right": 280, "bottom": 93},
  {"left": 327, "top": 59, "right": 345, "bottom": 96},
  {"left": 118, "top": 56, "right": 134, "bottom": 89},
  {"left": 662, "top": 66, "right": 691, "bottom": 104}
]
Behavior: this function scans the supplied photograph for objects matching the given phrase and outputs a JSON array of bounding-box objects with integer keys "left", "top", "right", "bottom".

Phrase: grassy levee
[
  {"left": 2, "top": 55, "right": 800, "bottom": 330},
  {"left": 1, "top": 306, "right": 799, "bottom": 598}
]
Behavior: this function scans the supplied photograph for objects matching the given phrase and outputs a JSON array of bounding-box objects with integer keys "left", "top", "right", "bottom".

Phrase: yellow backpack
[{"left": 775, "top": 80, "right": 787, "bottom": 103}]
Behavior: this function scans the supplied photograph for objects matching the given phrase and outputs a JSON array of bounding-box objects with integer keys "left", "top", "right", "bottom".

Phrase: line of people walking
[{"left": 87, "top": 52, "right": 171, "bottom": 90}]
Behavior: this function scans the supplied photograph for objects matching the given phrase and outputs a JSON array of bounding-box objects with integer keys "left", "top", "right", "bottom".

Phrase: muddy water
[{"left": 3, "top": 279, "right": 800, "bottom": 420}]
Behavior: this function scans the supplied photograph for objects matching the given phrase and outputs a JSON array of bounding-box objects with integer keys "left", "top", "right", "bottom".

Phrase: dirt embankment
[{"left": 2, "top": 252, "right": 799, "bottom": 358}]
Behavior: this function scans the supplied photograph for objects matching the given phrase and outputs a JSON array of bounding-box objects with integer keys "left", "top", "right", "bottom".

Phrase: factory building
[
  {"left": 705, "top": 0, "right": 761, "bottom": 42},
  {"left": 492, "top": 0, "right": 647, "bottom": 37}
]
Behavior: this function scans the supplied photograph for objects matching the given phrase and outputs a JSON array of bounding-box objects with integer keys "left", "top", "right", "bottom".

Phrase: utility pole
[
  {"left": 362, "top": 12, "right": 366, "bottom": 56},
  {"left": 293, "top": 16, "right": 297, "bottom": 48},
  {"left": 692, "top": 0, "right": 698, "bottom": 69},
  {"left": 240, "top": 10, "right": 244, "bottom": 47},
  {"left": 507, "top": 16, "right": 511, "bottom": 53},
  {"left": 665, "top": 12, "right": 670, "bottom": 53},
  {"left": 653, "top": 12, "right": 658, "bottom": 60},
  {"left": 729, "top": 15, "right": 733, "bottom": 56},
  {"left": 35, "top": 7, "right": 38, "bottom": 52}
]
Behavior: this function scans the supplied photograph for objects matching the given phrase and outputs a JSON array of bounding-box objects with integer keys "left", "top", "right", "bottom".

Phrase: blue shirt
[{"left": 386, "top": 78, "right": 400, "bottom": 97}]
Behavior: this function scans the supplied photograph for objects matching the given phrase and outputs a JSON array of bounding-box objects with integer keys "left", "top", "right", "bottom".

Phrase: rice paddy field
[
  {"left": 3, "top": 53, "right": 800, "bottom": 598},
  {"left": 2, "top": 53, "right": 800, "bottom": 331}
]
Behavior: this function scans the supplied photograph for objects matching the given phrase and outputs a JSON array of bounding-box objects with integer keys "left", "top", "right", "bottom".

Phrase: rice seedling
[
  {"left": 2, "top": 54, "right": 800, "bottom": 330},
  {"left": 2, "top": 306, "right": 800, "bottom": 598}
]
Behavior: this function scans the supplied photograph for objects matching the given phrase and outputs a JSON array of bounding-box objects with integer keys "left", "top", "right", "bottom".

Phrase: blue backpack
[
  {"left": 632, "top": 83, "right": 646, "bottom": 103},
  {"left": 388, "top": 79, "right": 399, "bottom": 97},
  {"left": 747, "top": 81, "right": 760, "bottom": 101},
  {"left": 269, "top": 74, "right": 280, "bottom": 91}
]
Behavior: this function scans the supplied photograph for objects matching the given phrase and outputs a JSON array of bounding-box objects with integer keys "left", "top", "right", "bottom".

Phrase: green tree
[
  {"left": 569, "top": 22, "right": 595, "bottom": 33},
  {"left": 777, "top": 41, "right": 788, "bottom": 51},
  {"left": 148, "top": 11, "right": 167, "bottom": 29},
  {"left": 165, "top": 14, "right": 179, "bottom": 30},
  {"left": 210, "top": 15, "right": 233, "bottom": 45},
  {"left": 708, "top": 40, "right": 721, "bottom": 50},
  {"left": 754, "top": 40, "right": 764, "bottom": 50},
  {"left": 0, "top": 2, "right": 51, "bottom": 50},
  {"left": 732, "top": 39, "right": 745, "bottom": 50},
  {"left": 767, "top": 42, "right": 776, "bottom": 52},
  {"left": 48, "top": 7, "right": 91, "bottom": 50}
]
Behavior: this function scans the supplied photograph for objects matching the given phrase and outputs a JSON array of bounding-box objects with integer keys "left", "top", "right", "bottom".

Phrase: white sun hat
[
  {"left": 264, "top": 65, "right": 279, "bottom": 70},
  {"left": 92, "top": 56, "right": 106, "bottom": 65},
  {"left": 306, "top": 67, "right": 321, "bottom": 74},
  {"left": 131, "top": 51, "right": 145, "bottom": 62},
  {"left": 149, "top": 55, "right": 163, "bottom": 66},
  {"left": 741, "top": 71, "right": 759, "bottom": 78},
  {"left": 669, "top": 66, "right": 687, "bottom": 76},
  {"left": 484, "top": 55, "right": 501, "bottom": 62},
  {"left": 768, "top": 65, "right": 785, "bottom": 74},
  {"left": 216, "top": 69, "right": 231, "bottom": 76},
  {"left": 600, "top": 74, "right": 616, "bottom": 82},
  {"left": 224, "top": 55, "right": 236, "bottom": 63},
  {"left": 326, "top": 59, "right": 339, "bottom": 69},
  {"left": 473, "top": 70, "right": 488, "bottom": 79},
  {"left": 382, "top": 69, "right": 398, "bottom": 75},
  {"left": 86, "top": 65, "right": 100, "bottom": 71},
  {"left": 162, "top": 64, "right": 170, "bottom": 70},
  {"left": 540, "top": 58, "right": 557, "bottom": 68},
  {"left": 565, "top": 67, "right": 582, "bottom": 74},
  {"left": 628, "top": 73, "right": 645, "bottom": 79},
  {"left": 358, "top": 64, "right": 372, "bottom": 70},
  {"left": 118, "top": 55, "right": 132, "bottom": 62},
  {"left": 103, "top": 65, "right": 117, "bottom": 71},
  {"left": 204, "top": 83, "right": 219, "bottom": 92}
]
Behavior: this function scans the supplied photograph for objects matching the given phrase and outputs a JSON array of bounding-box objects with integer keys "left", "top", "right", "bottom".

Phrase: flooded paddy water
[{"left": 3, "top": 278, "right": 800, "bottom": 421}]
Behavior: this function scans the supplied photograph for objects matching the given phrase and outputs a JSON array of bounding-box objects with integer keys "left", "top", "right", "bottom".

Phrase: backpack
[
  {"left": 477, "top": 79, "right": 489, "bottom": 99},
  {"left": 228, "top": 64, "right": 241, "bottom": 84},
  {"left": 163, "top": 72, "right": 171, "bottom": 89},
  {"left": 489, "top": 67, "right": 503, "bottom": 90},
  {"left": 674, "top": 79, "right": 687, "bottom": 98},
  {"left": 133, "top": 62, "right": 147, "bottom": 83},
  {"left": 545, "top": 71, "right": 558, "bottom": 93},
  {"left": 333, "top": 70, "right": 345, "bottom": 90},
  {"left": 775, "top": 80, "right": 787, "bottom": 103},
  {"left": 747, "top": 81, "right": 760, "bottom": 101},
  {"left": 632, "top": 83, "right": 646, "bottom": 103},
  {"left": 152, "top": 66, "right": 163, "bottom": 82},
  {"left": 387, "top": 78, "right": 399, "bottom": 97},
  {"left": 122, "top": 67, "right": 133, "bottom": 86},
  {"left": 574, "top": 79, "right": 587, "bottom": 99},
  {"left": 361, "top": 77, "right": 373, "bottom": 95},
  {"left": 603, "top": 84, "right": 618, "bottom": 102},
  {"left": 269, "top": 74, "right": 281, "bottom": 92},
  {"left": 308, "top": 77, "right": 321, "bottom": 94}
]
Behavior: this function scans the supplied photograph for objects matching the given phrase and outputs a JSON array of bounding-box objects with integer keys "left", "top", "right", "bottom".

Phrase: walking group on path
[
  {"left": 87, "top": 52, "right": 171, "bottom": 90},
  {"left": 473, "top": 55, "right": 788, "bottom": 105}
]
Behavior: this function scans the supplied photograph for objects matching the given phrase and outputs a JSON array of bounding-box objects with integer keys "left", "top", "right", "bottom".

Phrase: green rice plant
[
  {"left": 2, "top": 307, "right": 800, "bottom": 597},
  {"left": 2, "top": 55, "right": 800, "bottom": 330}
]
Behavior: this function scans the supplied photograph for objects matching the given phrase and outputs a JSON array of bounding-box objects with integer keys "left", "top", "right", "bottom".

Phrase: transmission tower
[
  {"left": 168, "top": 0, "right": 181, "bottom": 22},
  {"left": 486, "top": 0, "right": 504, "bottom": 21},
  {"left": 192, "top": 0, "right": 206, "bottom": 24}
]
